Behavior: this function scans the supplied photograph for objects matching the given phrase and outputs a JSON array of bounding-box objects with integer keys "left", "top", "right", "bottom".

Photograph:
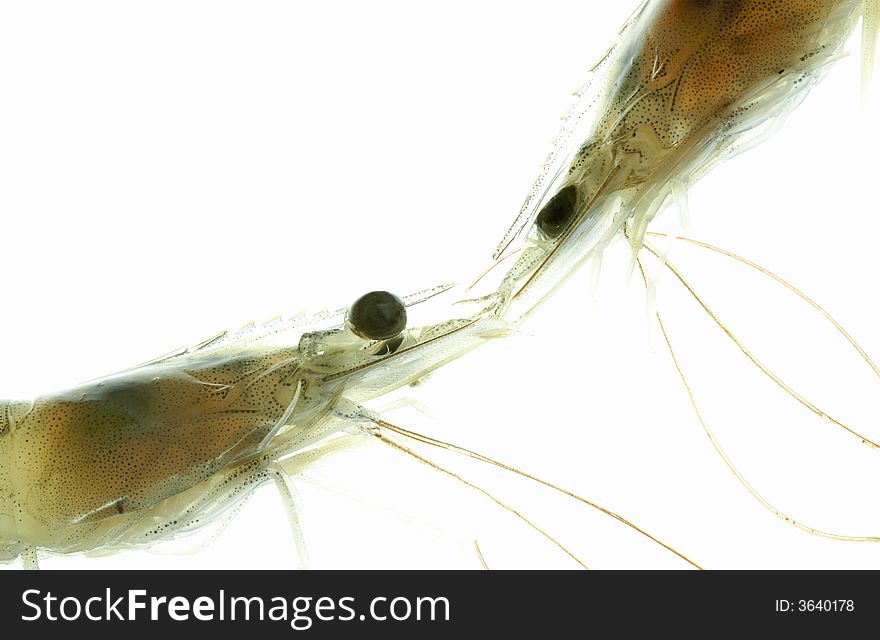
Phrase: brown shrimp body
[
  {"left": 575, "top": 0, "right": 859, "bottom": 194},
  {"left": 0, "top": 286, "right": 508, "bottom": 564},
  {"left": 0, "top": 346, "right": 319, "bottom": 557}
]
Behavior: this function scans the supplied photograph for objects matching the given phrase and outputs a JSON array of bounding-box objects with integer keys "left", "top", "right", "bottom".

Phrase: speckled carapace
[{"left": 491, "top": 0, "right": 876, "bottom": 323}]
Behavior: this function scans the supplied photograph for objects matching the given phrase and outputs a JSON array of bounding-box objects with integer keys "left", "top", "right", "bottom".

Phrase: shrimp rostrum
[
  {"left": 0, "top": 287, "right": 507, "bottom": 566},
  {"left": 484, "top": 0, "right": 878, "bottom": 324}
]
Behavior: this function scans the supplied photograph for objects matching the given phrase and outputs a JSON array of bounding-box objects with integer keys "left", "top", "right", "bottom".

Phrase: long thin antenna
[
  {"left": 373, "top": 432, "right": 590, "bottom": 569},
  {"left": 474, "top": 540, "right": 490, "bottom": 570},
  {"left": 635, "top": 254, "right": 880, "bottom": 543},
  {"left": 641, "top": 239, "right": 880, "bottom": 450},
  {"left": 646, "top": 232, "right": 880, "bottom": 380},
  {"left": 374, "top": 417, "right": 701, "bottom": 569}
]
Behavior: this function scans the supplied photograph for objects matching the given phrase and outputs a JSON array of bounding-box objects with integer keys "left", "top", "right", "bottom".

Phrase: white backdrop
[{"left": 1, "top": 1, "right": 879, "bottom": 569}]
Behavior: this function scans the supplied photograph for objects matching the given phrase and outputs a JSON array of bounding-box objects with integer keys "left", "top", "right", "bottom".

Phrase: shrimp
[
  {"left": 468, "top": 0, "right": 880, "bottom": 566},
  {"left": 0, "top": 3, "right": 876, "bottom": 565},
  {"left": 482, "top": 0, "right": 879, "bottom": 325},
  {"left": 0, "top": 283, "right": 704, "bottom": 570},
  {"left": 1, "top": 267, "right": 705, "bottom": 570}
]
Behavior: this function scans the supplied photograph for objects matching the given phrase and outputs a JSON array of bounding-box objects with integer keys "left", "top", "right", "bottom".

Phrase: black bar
[{"left": 1, "top": 570, "right": 875, "bottom": 637}]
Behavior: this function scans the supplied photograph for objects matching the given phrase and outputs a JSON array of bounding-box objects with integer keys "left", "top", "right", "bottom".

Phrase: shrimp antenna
[
  {"left": 646, "top": 233, "right": 880, "bottom": 381},
  {"left": 372, "top": 431, "right": 590, "bottom": 569},
  {"left": 464, "top": 250, "right": 521, "bottom": 294},
  {"left": 641, "top": 237, "right": 880, "bottom": 450},
  {"left": 372, "top": 417, "right": 702, "bottom": 569},
  {"left": 634, "top": 253, "right": 880, "bottom": 543},
  {"left": 473, "top": 539, "right": 490, "bottom": 569}
]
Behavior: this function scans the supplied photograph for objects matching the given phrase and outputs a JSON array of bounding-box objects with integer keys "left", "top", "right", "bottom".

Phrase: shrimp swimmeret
[{"left": 1, "top": 1, "right": 879, "bottom": 569}]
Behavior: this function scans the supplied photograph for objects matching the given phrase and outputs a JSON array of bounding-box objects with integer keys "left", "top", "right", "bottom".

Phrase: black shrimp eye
[
  {"left": 535, "top": 184, "right": 579, "bottom": 239},
  {"left": 347, "top": 291, "right": 408, "bottom": 340}
]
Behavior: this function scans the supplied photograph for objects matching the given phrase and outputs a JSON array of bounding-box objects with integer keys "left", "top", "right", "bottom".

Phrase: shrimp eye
[
  {"left": 535, "top": 185, "right": 578, "bottom": 239},
  {"left": 348, "top": 291, "right": 408, "bottom": 340}
]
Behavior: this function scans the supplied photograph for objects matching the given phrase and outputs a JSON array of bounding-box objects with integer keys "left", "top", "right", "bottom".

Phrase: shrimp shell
[
  {"left": 490, "top": 0, "right": 879, "bottom": 324},
  {"left": 0, "top": 290, "right": 507, "bottom": 564}
]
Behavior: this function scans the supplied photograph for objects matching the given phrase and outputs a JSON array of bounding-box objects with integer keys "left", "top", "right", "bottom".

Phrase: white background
[{"left": 1, "top": 1, "right": 879, "bottom": 570}]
